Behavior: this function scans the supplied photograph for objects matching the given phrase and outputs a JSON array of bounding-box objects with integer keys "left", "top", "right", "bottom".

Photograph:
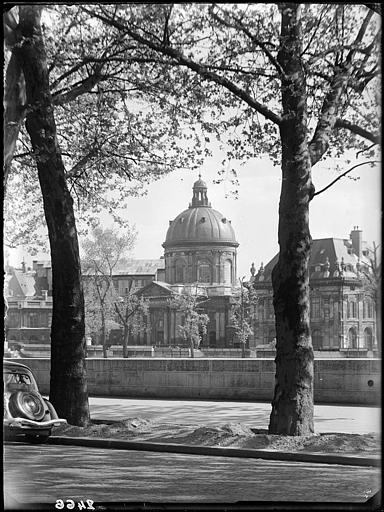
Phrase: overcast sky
[{"left": 8, "top": 142, "right": 380, "bottom": 281}]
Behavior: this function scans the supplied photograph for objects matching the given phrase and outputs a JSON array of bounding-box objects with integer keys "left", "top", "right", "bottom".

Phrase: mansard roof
[{"left": 253, "top": 236, "right": 373, "bottom": 284}]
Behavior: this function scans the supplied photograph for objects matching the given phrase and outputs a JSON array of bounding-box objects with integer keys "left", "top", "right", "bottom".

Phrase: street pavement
[
  {"left": 3, "top": 442, "right": 380, "bottom": 505},
  {"left": 88, "top": 397, "right": 381, "bottom": 434}
]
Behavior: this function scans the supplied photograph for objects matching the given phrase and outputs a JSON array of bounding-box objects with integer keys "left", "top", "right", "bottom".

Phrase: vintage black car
[{"left": 3, "top": 360, "right": 66, "bottom": 443}]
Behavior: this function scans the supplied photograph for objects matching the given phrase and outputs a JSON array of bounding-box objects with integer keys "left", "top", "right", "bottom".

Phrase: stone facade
[
  {"left": 250, "top": 227, "right": 379, "bottom": 357},
  {"left": 5, "top": 261, "right": 52, "bottom": 346}
]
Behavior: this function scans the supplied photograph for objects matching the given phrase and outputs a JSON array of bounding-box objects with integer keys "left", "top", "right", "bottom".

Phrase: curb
[{"left": 47, "top": 436, "right": 380, "bottom": 467}]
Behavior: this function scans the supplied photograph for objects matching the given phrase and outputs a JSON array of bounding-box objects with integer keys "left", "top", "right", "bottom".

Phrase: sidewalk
[
  {"left": 47, "top": 397, "right": 381, "bottom": 467},
  {"left": 88, "top": 397, "right": 381, "bottom": 434},
  {"left": 48, "top": 434, "right": 380, "bottom": 467}
]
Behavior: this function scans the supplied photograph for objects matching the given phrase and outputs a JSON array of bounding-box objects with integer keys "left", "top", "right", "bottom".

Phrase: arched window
[
  {"left": 198, "top": 262, "right": 211, "bottom": 283},
  {"left": 312, "top": 329, "right": 322, "bottom": 350},
  {"left": 223, "top": 259, "right": 232, "bottom": 285},
  {"left": 364, "top": 327, "right": 373, "bottom": 350},
  {"left": 348, "top": 327, "right": 357, "bottom": 348}
]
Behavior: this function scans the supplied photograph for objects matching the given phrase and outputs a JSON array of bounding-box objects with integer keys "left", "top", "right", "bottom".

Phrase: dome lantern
[{"left": 190, "top": 174, "right": 211, "bottom": 207}]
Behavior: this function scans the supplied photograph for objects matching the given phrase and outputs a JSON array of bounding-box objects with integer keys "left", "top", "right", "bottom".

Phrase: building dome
[
  {"left": 163, "top": 177, "right": 238, "bottom": 248},
  {"left": 164, "top": 207, "right": 237, "bottom": 246},
  {"left": 163, "top": 176, "right": 238, "bottom": 285}
]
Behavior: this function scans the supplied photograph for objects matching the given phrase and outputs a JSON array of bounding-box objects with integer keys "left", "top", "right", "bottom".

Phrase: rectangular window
[
  {"left": 311, "top": 298, "right": 321, "bottom": 319},
  {"left": 7, "top": 311, "right": 19, "bottom": 328},
  {"left": 265, "top": 298, "right": 274, "bottom": 319},
  {"left": 27, "top": 312, "right": 39, "bottom": 328},
  {"left": 363, "top": 300, "right": 373, "bottom": 318},
  {"left": 347, "top": 301, "right": 357, "bottom": 318}
]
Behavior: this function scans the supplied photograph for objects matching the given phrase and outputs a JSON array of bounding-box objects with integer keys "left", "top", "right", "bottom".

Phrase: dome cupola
[
  {"left": 163, "top": 176, "right": 238, "bottom": 248},
  {"left": 163, "top": 176, "right": 238, "bottom": 286}
]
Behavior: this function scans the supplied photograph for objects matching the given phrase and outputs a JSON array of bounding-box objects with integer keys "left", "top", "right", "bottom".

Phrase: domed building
[
  {"left": 135, "top": 177, "right": 241, "bottom": 349},
  {"left": 163, "top": 176, "right": 238, "bottom": 286}
]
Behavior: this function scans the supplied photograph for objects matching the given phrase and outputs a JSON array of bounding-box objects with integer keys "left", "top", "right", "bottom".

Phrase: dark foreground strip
[{"left": 47, "top": 436, "right": 380, "bottom": 467}]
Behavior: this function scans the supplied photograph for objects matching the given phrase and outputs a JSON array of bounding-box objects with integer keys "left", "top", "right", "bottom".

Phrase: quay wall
[{"left": 12, "top": 358, "right": 381, "bottom": 405}]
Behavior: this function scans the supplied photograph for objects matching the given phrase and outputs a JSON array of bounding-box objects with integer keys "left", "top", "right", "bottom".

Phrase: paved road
[
  {"left": 4, "top": 442, "right": 380, "bottom": 506},
  {"left": 88, "top": 397, "right": 380, "bottom": 434}
]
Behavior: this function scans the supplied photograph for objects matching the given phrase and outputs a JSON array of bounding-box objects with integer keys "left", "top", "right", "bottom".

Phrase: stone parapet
[{"left": 12, "top": 357, "right": 380, "bottom": 405}]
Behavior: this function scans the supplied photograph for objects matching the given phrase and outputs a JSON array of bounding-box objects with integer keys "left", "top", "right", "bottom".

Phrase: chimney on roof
[
  {"left": 350, "top": 226, "right": 363, "bottom": 259},
  {"left": 42, "top": 290, "right": 48, "bottom": 301},
  {"left": 21, "top": 260, "right": 26, "bottom": 273}
]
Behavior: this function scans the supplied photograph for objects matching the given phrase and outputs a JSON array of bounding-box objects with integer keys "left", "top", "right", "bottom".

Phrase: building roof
[
  {"left": 136, "top": 280, "right": 176, "bottom": 297},
  {"left": 163, "top": 178, "right": 238, "bottom": 248},
  {"left": 7, "top": 269, "right": 36, "bottom": 298},
  {"left": 114, "top": 259, "right": 165, "bottom": 276},
  {"left": 253, "top": 235, "right": 372, "bottom": 283}
]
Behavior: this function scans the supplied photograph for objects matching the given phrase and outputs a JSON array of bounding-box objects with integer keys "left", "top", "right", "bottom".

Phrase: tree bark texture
[
  {"left": 4, "top": 52, "right": 26, "bottom": 194},
  {"left": 16, "top": 6, "right": 90, "bottom": 426},
  {"left": 269, "top": 4, "right": 314, "bottom": 435}
]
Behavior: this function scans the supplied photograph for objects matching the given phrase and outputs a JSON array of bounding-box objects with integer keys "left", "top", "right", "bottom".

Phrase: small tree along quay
[
  {"left": 231, "top": 278, "right": 258, "bottom": 358},
  {"left": 82, "top": 226, "right": 137, "bottom": 358},
  {"left": 87, "top": 4, "right": 380, "bottom": 435},
  {"left": 172, "top": 288, "right": 209, "bottom": 358},
  {"left": 114, "top": 285, "right": 149, "bottom": 359}
]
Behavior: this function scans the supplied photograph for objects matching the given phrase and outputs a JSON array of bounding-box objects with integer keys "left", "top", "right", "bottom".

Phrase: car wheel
[
  {"left": 8, "top": 391, "right": 46, "bottom": 421},
  {"left": 25, "top": 434, "right": 50, "bottom": 444}
]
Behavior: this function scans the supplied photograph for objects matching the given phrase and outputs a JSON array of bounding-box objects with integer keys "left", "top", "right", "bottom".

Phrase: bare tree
[
  {"left": 172, "top": 287, "right": 209, "bottom": 358},
  {"left": 82, "top": 225, "right": 136, "bottom": 358},
  {"left": 114, "top": 282, "right": 149, "bottom": 358}
]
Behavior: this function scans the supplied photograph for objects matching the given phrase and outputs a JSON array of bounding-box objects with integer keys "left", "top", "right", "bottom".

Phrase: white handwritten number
[{"left": 55, "top": 498, "right": 94, "bottom": 509}]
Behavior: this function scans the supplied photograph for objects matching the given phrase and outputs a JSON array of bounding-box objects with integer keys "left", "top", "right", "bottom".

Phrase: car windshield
[{"left": 3, "top": 370, "right": 38, "bottom": 392}]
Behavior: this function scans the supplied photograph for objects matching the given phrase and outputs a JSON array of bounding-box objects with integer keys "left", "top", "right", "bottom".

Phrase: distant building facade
[
  {"left": 5, "top": 260, "right": 52, "bottom": 346},
  {"left": 250, "top": 227, "right": 379, "bottom": 357}
]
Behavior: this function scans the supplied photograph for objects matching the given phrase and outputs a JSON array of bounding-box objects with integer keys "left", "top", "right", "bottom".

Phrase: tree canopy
[{"left": 4, "top": 5, "right": 209, "bottom": 251}]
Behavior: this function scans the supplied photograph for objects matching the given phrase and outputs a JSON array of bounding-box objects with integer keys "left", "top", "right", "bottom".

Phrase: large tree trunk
[
  {"left": 16, "top": 6, "right": 90, "bottom": 426},
  {"left": 268, "top": 4, "right": 314, "bottom": 436}
]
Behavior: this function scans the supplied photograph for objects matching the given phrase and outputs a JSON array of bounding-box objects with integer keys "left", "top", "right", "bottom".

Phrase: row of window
[
  {"left": 6, "top": 311, "right": 52, "bottom": 328},
  {"left": 174, "top": 260, "right": 233, "bottom": 285},
  {"left": 262, "top": 327, "right": 375, "bottom": 350},
  {"left": 313, "top": 327, "right": 375, "bottom": 350},
  {"left": 257, "top": 297, "right": 374, "bottom": 320}
]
